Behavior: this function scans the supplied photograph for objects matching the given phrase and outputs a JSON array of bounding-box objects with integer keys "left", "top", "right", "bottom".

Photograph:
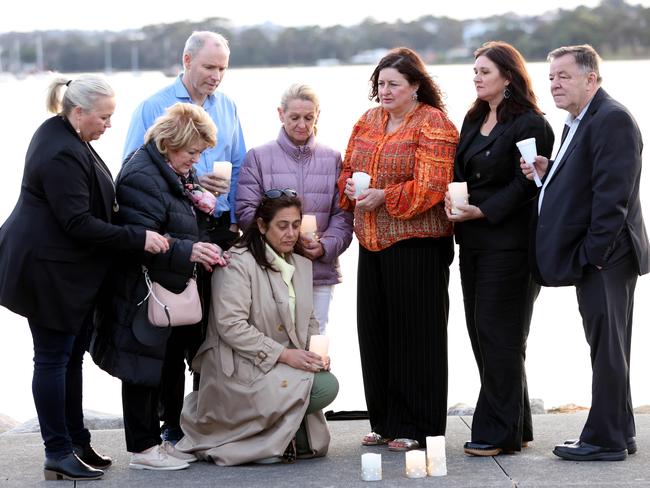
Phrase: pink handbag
[{"left": 142, "top": 266, "right": 202, "bottom": 327}]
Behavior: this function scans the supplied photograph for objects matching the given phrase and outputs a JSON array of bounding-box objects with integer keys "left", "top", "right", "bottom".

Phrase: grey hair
[
  {"left": 280, "top": 83, "right": 320, "bottom": 112},
  {"left": 46, "top": 74, "right": 114, "bottom": 115},
  {"left": 183, "top": 31, "right": 230, "bottom": 58},
  {"left": 547, "top": 44, "right": 602, "bottom": 83}
]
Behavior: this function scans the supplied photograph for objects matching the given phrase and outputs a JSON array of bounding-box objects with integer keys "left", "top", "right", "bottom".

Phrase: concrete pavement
[{"left": 1, "top": 413, "right": 648, "bottom": 487}]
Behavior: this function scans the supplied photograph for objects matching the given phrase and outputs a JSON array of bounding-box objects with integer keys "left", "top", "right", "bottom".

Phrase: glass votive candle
[
  {"left": 405, "top": 450, "right": 427, "bottom": 479},
  {"left": 426, "top": 436, "right": 447, "bottom": 476},
  {"left": 361, "top": 453, "right": 382, "bottom": 481}
]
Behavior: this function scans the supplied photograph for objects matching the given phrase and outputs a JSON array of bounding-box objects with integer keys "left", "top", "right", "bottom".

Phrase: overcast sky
[{"left": 2, "top": 0, "right": 649, "bottom": 33}]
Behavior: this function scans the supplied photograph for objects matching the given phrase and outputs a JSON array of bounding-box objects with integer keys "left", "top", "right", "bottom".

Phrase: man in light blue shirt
[
  {"left": 123, "top": 31, "right": 246, "bottom": 238},
  {"left": 122, "top": 31, "right": 246, "bottom": 449}
]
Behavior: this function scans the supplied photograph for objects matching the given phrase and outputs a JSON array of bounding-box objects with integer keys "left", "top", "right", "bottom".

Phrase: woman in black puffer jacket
[{"left": 91, "top": 103, "right": 226, "bottom": 471}]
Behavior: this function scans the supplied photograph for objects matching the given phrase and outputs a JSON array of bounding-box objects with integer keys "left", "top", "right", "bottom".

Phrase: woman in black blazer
[
  {"left": 445, "top": 42, "right": 554, "bottom": 456},
  {"left": 0, "top": 75, "right": 169, "bottom": 481}
]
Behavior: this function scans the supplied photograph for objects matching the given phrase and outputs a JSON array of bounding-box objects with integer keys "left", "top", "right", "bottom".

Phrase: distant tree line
[{"left": 1, "top": 0, "right": 648, "bottom": 73}]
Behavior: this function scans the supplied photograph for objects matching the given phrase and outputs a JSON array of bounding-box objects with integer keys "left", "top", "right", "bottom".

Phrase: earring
[
  {"left": 504, "top": 87, "right": 512, "bottom": 99},
  {"left": 411, "top": 92, "right": 418, "bottom": 101}
]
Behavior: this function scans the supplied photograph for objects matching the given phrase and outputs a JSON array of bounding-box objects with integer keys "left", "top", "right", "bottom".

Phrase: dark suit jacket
[
  {"left": 534, "top": 88, "right": 649, "bottom": 286},
  {"left": 454, "top": 110, "right": 554, "bottom": 250},
  {"left": 0, "top": 115, "right": 144, "bottom": 333}
]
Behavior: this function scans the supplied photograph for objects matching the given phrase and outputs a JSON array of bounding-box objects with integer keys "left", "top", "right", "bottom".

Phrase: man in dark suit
[{"left": 523, "top": 44, "right": 648, "bottom": 461}]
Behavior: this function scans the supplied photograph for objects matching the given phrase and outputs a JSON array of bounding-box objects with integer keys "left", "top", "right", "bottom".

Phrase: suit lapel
[
  {"left": 458, "top": 118, "right": 513, "bottom": 170},
  {"left": 546, "top": 89, "right": 607, "bottom": 185}
]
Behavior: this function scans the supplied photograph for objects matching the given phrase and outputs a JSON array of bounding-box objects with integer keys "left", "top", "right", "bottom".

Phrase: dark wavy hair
[
  {"left": 235, "top": 194, "right": 304, "bottom": 269},
  {"left": 466, "top": 41, "right": 543, "bottom": 123},
  {"left": 369, "top": 47, "right": 446, "bottom": 113}
]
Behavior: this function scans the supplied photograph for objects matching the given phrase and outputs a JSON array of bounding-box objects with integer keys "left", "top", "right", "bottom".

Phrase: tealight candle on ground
[
  {"left": 300, "top": 214, "right": 318, "bottom": 241},
  {"left": 361, "top": 453, "right": 382, "bottom": 481},
  {"left": 212, "top": 161, "right": 232, "bottom": 181},
  {"left": 448, "top": 182, "right": 468, "bottom": 215},
  {"left": 405, "top": 450, "right": 427, "bottom": 479},
  {"left": 308, "top": 335, "right": 329, "bottom": 360},
  {"left": 426, "top": 436, "right": 447, "bottom": 477}
]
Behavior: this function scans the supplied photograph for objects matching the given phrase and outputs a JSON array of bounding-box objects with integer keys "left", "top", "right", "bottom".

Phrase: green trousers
[{"left": 296, "top": 371, "right": 339, "bottom": 454}]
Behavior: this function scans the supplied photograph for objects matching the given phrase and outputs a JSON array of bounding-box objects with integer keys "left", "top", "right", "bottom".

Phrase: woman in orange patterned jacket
[{"left": 338, "top": 47, "right": 458, "bottom": 451}]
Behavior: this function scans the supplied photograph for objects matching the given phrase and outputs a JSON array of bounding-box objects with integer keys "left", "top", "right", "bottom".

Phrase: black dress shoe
[
  {"left": 553, "top": 441, "right": 627, "bottom": 461},
  {"left": 563, "top": 437, "right": 637, "bottom": 455},
  {"left": 463, "top": 441, "right": 502, "bottom": 456},
  {"left": 43, "top": 453, "right": 104, "bottom": 481},
  {"left": 73, "top": 443, "right": 113, "bottom": 468}
]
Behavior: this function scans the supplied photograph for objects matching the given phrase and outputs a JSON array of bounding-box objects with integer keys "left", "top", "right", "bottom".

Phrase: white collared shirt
[{"left": 538, "top": 100, "right": 593, "bottom": 214}]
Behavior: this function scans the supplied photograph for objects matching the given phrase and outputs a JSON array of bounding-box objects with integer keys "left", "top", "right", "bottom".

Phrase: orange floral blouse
[{"left": 338, "top": 103, "right": 458, "bottom": 251}]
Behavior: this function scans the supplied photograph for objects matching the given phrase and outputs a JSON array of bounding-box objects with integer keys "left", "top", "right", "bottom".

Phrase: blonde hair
[
  {"left": 280, "top": 83, "right": 320, "bottom": 112},
  {"left": 46, "top": 74, "right": 114, "bottom": 115},
  {"left": 145, "top": 103, "right": 217, "bottom": 156}
]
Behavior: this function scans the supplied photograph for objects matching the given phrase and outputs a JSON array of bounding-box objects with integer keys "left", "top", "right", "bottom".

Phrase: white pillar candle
[
  {"left": 448, "top": 182, "right": 468, "bottom": 215},
  {"left": 300, "top": 214, "right": 318, "bottom": 241},
  {"left": 351, "top": 171, "right": 371, "bottom": 199},
  {"left": 308, "top": 335, "right": 329, "bottom": 359},
  {"left": 404, "top": 450, "right": 427, "bottom": 479},
  {"left": 212, "top": 161, "right": 232, "bottom": 181},
  {"left": 361, "top": 453, "right": 382, "bottom": 481},
  {"left": 426, "top": 436, "right": 447, "bottom": 477}
]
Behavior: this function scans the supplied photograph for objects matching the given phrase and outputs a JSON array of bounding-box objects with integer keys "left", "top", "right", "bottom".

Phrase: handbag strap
[
  {"left": 138, "top": 266, "right": 172, "bottom": 327},
  {"left": 138, "top": 264, "right": 197, "bottom": 327}
]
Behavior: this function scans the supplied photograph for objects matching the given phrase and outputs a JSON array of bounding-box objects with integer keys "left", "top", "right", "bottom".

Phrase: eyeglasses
[{"left": 264, "top": 188, "right": 298, "bottom": 199}]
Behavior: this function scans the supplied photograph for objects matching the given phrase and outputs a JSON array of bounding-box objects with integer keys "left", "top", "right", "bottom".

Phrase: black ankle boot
[
  {"left": 43, "top": 453, "right": 104, "bottom": 481},
  {"left": 73, "top": 443, "right": 113, "bottom": 468}
]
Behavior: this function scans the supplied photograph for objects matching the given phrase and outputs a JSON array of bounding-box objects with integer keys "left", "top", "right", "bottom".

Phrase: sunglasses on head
[{"left": 264, "top": 188, "right": 298, "bottom": 199}]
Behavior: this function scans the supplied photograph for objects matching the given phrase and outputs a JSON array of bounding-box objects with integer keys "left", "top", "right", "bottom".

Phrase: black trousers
[
  {"left": 158, "top": 212, "right": 238, "bottom": 430},
  {"left": 123, "top": 381, "right": 161, "bottom": 453},
  {"left": 357, "top": 237, "right": 453, "bottom": 445},
  {"left": 576, "top": 247, "right": 637, "bottom": 450},
  {"left": 459, "top": 247, "right": 539, "bottom": 450},
  {"left": 28, "top": 318, "right": 92, "bottom": 458}
]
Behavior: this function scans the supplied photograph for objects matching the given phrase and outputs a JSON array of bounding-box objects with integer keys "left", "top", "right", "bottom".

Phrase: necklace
[{"left": 85, "top": 142, "right": 120, "bottom": 213}]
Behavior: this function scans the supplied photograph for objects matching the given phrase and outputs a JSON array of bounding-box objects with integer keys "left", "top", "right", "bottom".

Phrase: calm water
[{"left": 1, "top": 61, "right": 649, "bottom": 422}]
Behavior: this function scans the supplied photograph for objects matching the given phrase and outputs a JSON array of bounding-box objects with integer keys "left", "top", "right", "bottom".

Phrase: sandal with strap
[
  {"left": 388, "top": 438, "right": 419, "bottom": 451},
  {"left": 362, "top": 432, "right": 393, "bottom": 446}
]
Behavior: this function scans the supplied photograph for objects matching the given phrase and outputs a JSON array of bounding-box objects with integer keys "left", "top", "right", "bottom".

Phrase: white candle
[
  {"left": 300, "top": 214, "right": 318, "bottom": 241},
  {"left": 404, "top": 450, "right": 427, "bottom": 479},
  {"left": 308, "top": 335, "right": 329, "bottom": 360},
  {"left": 351, "top": 171, "right": 371, "bottom": 199},
  {"left": 448, "top": 182, "right": 468, "bottom": 215},
  {"left": 361, "top": 453, "right": 382, "bottom": 482},
  {"left": 212, "top": 161, "right": 232, "bottom": 181},
  {"left": 426, "top": 436, "right": 447, "bottom": 477}
]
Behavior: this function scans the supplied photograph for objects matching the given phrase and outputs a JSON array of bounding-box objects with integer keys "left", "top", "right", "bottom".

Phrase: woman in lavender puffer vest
[{"left": 236, "top": 84, "right": 353, "bottom": 334}]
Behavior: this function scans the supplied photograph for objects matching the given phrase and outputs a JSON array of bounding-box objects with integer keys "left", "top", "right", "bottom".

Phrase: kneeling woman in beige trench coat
[{"left": 177, "top": 189, "right": 339, "bottom": 465}]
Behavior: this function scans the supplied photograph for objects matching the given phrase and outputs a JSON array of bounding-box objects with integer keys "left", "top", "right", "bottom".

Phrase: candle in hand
[
  {"left": 212, "top": 161, "right": 232, "bottom": 181},
  {"left": 308, "top": 335, "right": 329, "bottom": 360},
  {"left": 448, "top": 182, "right": 468, "bottom": 215},
  {"left": 300, "top": 214, "right": 318, "bottom": 241}
]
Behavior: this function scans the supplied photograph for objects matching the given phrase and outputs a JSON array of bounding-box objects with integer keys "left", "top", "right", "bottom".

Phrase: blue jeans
[{"left": 29, "top": 319, "right": 91, "bottom": 459}]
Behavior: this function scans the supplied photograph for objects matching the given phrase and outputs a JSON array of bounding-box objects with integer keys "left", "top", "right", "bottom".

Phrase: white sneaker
[
  {"left": 129, "top": 445, "right": 190, "bottom": 471},
  {"left": 161, "top": 440, "right": 198, "bottom": 463}
]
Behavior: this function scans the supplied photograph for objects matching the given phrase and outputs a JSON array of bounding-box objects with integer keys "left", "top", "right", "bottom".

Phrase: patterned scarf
[{"left": 168, "top": 163, "right": 217, "bottom": 215}]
